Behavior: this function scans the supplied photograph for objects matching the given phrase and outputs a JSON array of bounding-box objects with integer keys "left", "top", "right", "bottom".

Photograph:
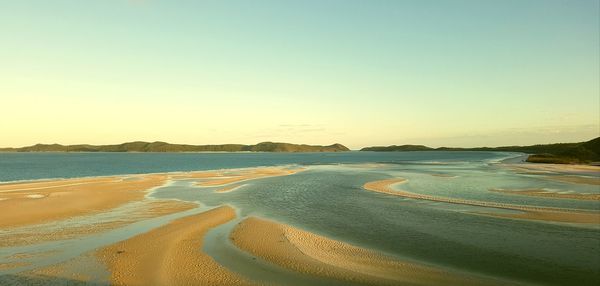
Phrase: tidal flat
[{"left": 0, "top": 152, "right": 599, "bottom": 285}]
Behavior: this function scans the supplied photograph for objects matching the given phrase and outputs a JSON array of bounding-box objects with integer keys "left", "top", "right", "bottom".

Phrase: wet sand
[
  {"left": 230, "top": 217, "right": 500, "bottom": 286},
  {"left": 546, "top": 175, "right": 600, "bottom": 186},
  {"left": 490, "top": 188, "right": 600, "bottom": 201},
  {"left": 97, "top": 205, "right": 253, "bottom": 286},
  {"left": 502, "top": 163, "right": 600, "bottom": 177},
  {"left": 363, "top": 179, "right": 600, "bottom": 224},
  {"left": 216, "top": 184, "right": 245, "bottom": 193},
  {"left": 0, "top": 200, "right": 198, "bottom": 247},
  {"left": 197, "top": 167, "right": 305, "bottom": 187},
  {"left": 0, "top": 174, "right": 168, "bottom": 228}
]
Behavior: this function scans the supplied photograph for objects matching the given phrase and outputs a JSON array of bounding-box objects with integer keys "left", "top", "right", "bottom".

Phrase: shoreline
[
  {"left": 363, "top": 179, "right": 600, "bottom": 224},
  {"left": 230, "top": 216, "right": 502, "bottom": 286},
  {"left": 0, "top": 174, "right": 169, "bottom": 228},
  {"left": 97, "top": 205, "right": 254, "bottom": 285},
  {"left": 0, "top": 164, "right": 303, "bottom": 185}
]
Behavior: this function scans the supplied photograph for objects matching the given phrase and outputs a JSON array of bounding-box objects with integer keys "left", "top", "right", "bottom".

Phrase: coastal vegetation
[
  {"left": 0, "top": 141, "right": 350, "bottom": 153},
  {"left": 2, "top": 138, "right": 598, "bottom": 164},
  {"left": 361, "top": 137, "right": 600, "bottom": 164}
]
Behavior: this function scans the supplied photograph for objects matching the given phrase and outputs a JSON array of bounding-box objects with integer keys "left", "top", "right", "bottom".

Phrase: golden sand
[
  {"left": 502, "top": 163, "right": 600, "bottom": 178},
  {"left": 503, "top": 163, "right": 600, "bottom": 173},
  {"left": 0, "top": 174, "right": 168, "bottom": 228},
  {"left": 363, "top": 179, "right": 600, "bottom": 224},
  {"left": 490, "top": 188, "right": 600, "bottom": 201},
  {"left": 0, "top": 262, "right": 30, "bottom": 270},
  {"left": 197, "top": 167, "right": 304, "bottom": 187},
  {"left": 230, "top": 217, "right": 500, "bottom": 286},
  {"left": 169, "top": 171, "right": 223, "bottom": 180},
  {"left": 97, "top": 205, "right": 253, "bottom": 286},
  {"left": 0, "top": 200, "right": 197, "bottom": 247}
]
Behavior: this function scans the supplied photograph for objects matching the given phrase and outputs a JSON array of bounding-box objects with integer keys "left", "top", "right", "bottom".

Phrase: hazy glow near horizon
[{"left": 1, "top": 0, "right": 598, "bottom": 149}]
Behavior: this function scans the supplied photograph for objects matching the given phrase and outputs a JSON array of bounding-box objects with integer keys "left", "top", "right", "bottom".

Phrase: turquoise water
[
  {"left": 152, "top": 163, "right": 600, "bottom": 286},
  {"left": 1, "top": 152, "right": 599, "bottom": 285},
  {"left": 0, "top": 151, "right": 509, "bottom": 182}
]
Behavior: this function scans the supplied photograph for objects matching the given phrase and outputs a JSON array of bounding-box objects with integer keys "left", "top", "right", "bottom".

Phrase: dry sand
[
  {"left": 97, "top": 205, "right": 253, "bottom": 286},
  {"left": 230, "top": 217, "right": 500, "bottom": 286},
  {"left": 363, "top": 179, "right": 600, "bottom": 224},
  {"left": 0, "top": 174, "right": 168, "bottom": 228},
  {"left": 490, "top": 188, "right": 600, "bottom": 201}
]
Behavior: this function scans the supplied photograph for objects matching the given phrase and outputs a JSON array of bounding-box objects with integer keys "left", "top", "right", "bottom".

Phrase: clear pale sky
[{"left": 1, "top": 0, "right": 598, "bottom": 149}]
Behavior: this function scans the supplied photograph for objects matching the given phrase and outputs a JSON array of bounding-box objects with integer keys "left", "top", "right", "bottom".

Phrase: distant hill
[
  {"left": 0, "top": 141, "right": 350, "bottom": 153},
  {"left": 360, "top": 137, "right": 600, "bottom": 164},
  {"left": 361, "top": 145, "right": 433, "bottom": 152}
]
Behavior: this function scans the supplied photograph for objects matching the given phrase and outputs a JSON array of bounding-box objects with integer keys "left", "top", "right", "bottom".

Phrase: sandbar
[
  {"left": 502, "top": 163, "right": 600, "bottom": 176},
  {"left": 0, "top": 199, "right": 197, "bottom": 247},
  {"left": 97, "top": 205, "right": 253, "bottom": 286},
  {"left": 545, "top": 175, "right": 600, "bottom": 186},
  {"left": 363, "top": 179, "right": 600, "bottom": 224},
  {"left": 230, "top": 217, "right": 499, "bottom": 286},
  {"left": 197, "top": 167, "right": 304, "bottom": 187},
  {"left": 0, "top": 174, "right": 168, "bottom": 228},
  {"left": 490, "top": 188, "right": 600, "bottom": 201}
]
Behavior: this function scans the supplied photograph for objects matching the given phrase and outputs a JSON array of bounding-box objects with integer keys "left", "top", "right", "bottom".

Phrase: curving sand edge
[
  {"left": 230, "top": 216, "right": 501, "bottom": 286},
  {"left": 363, "top": 179, "right": 600, "bottom": 224},
  {"left": 97, "top": 205, "right": 254, "bottom": 286}
]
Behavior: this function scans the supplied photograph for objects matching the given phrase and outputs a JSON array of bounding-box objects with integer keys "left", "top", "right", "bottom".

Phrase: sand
[
  {"left": 230, "top": 217, "right": 500, "bottom": 286},
  {"left": 363, "top": 179, "right": 600, "bottom": 224},
  {"left": 490, "top": 188, "right": 600, "bottom": 201},
  {"left": 0, "top": 174, "right": 168, "bottom": 228},
  {"left": 197, "top": 167, "right": 304, "bottom": 187},
  {"left": 545, "top": 175, "right": 600, "bottom": 186},
  {"left": 0, "top": 199, "right": 197, "bottom": 247},
  {"left": 216, "top": 184, "right": 245, "bottom": 193},
  {"left": 97, "top": 205, "right": 253, "bottom": 286},
  {"left": 502, "top": 163, "right": 600, "bottom": 176},
  {"left": 169, "top": 171, "right": 223, "bottom": 180}
]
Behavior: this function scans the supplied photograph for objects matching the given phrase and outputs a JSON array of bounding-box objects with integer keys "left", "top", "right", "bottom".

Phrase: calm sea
[{"left": 0, "top": 151, "right": 511, "bottom": 182}]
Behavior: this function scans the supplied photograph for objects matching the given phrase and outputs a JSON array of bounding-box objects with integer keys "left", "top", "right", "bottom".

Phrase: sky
[{"left": 1, "top": 0, "right": 598, "bottom": 149}]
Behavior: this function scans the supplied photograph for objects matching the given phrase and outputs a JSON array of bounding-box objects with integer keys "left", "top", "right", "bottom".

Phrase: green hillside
[
  {"left": 360, "top": 145, "right": 433, "bottom": 151},
  {"left": 360, "top": 137, "right": 600, "bottom": 164},
  {"left": 0, "top": 141, "right": 350, "bottom": 153}
]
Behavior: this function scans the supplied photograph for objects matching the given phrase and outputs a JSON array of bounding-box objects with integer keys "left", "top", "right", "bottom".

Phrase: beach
[
  {"left": 230, "top": 216, "right": 501, "bottom": 286},
  {"left": 0, "top": 174, "right": 168, "bottom": 228},
  {"left": 363, "top": 178, "right": 600, "bottom": 224},
  {"left": 1, "top": 154, "right": 599, "bottom": 285},
  {"left": 97, "top": 205, "right": 253, "bottom": 286}
]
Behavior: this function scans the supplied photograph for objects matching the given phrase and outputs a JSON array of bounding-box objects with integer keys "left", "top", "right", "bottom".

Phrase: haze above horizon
[{"left": 1, "top": 0, "right": 598, "bottom": 149}]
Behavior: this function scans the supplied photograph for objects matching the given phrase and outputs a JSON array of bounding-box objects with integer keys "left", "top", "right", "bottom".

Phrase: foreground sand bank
[
  {"left": 0, "top": 174, "right": 168, "bottom": 228},
  {"left": 97, "top": 205, "right": 253, "bottom": 286},
  {"left": 363, "top": 179, "right": 600, "bottom": 224},
  {"left": 230, "top": 217, "right": 500, "bottom": 286}
]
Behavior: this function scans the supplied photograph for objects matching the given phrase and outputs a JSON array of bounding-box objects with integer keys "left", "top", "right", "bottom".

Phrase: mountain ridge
[
  {"left": 0, "top": 141, "right": 350, "bottom": 153},
  {"left": 360, "top": 137, "right": 600, "bottom": 164}
]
